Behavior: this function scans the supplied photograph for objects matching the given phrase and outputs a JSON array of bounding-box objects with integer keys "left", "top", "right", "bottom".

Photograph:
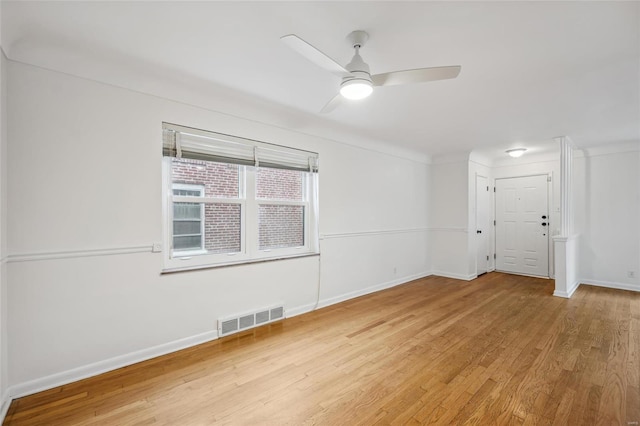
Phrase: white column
[
  {"left": 557, "top": 136, "right": 573, "bottom": 237},
  {"left": 553, "top": 136, "right": 579, "bottom": 298}
]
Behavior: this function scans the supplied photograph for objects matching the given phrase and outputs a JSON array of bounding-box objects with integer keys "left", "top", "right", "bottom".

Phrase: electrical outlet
[
  {"left": 152, "top": 243, "right": 163, "bottom": 253},
  {"left": 628, "top": 271, "right": 636, "bottom": 279}
]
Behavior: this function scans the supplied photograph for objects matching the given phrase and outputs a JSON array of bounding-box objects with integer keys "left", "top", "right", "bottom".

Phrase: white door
[
  {"left": 476, "top": 175, "right": 490, "bottom": 275},
  {"left": 495, "top": 175, "right": 549, "bottom": 277}
]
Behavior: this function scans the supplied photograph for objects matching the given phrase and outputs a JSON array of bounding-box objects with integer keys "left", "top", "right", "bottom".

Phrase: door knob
[
  {"left": 541, "top": 222, "right": 547, "bottom": 226},
  {"left": 477, "top": 230, "right": 482, "bottom": 234},
  {"left": 542, "top": 215, "right": 547, "bottom": 219}
]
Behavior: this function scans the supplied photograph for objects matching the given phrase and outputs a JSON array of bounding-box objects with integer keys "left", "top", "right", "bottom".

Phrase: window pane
[
  {"left": 172, "top": 158, "right": 240, "bottom": 198},
  {"left": 173, "top": 188, "right": 202, "bottom": 197},
  {"left": 173, "top": 220, "right": 201, "bottom": 235},
  {"left": 256, "top": 168, "right": 303, "bottom": 201},
  {"left": 174, "top": 235, "right": 202, "bottom": 251},
  {"left": 258, "top": 204, "right": 304, "bottom": 250},
  {"left": 174, "top": 203, "right": 201, "bottom": 220},
  {"left": 172, "top": 202, "right": 241, "bottom": 256},
  {"left": 204, "top": 204, "right": 242, "bottom": 254},
  {"left": 173, "top": 202, "right": 203, "bottom": 251}
]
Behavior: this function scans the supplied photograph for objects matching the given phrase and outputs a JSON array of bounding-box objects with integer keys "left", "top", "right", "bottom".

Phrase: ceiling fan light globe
[{"left": 340, "top": 80, "right": 373, "bottom": 100}]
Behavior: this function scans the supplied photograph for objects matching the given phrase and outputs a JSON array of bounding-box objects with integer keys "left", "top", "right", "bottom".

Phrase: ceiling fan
[{"left": 281, "top": 30, "right": 461, "bottom": 113}]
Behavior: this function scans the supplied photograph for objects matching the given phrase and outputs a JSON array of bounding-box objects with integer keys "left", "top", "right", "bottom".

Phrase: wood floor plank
[{"left": 4, "top": 273, "right": 638, "bottom": 425}]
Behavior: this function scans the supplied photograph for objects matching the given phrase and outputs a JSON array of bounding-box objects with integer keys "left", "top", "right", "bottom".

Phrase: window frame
[{"left": 162, "top": 159, "right": 319, "bottom": 272}]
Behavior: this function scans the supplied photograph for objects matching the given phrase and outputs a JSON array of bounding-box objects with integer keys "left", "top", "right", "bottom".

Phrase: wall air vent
[
  {"left": 270, "top": 307, "right": 284, "bottom": 320},
  {"left": 218, "top": 305, "right": 285, "bottom": 337},
  {"left": 255, "top": 310, "right": 270, "bottom": 325},
  {"left": 220, "top": 318, "right": 238, "bottom": 336}
]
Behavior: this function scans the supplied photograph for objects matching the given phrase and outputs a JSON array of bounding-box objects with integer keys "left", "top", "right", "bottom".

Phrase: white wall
[
  {"left": 6, "top": 61, "right": 431, "bottom": 396},
  {"left": 0, "top": 26, "right": 9, "bottom": 418},
  {"left": 429, "top": 159, "right": 472, "bottom": 279},
  {"left": 574, "top": 145, "right": 640, "bottom": 290}
]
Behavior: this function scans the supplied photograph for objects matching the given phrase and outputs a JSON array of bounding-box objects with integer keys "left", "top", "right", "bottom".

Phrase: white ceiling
[{"left": 2, "top": 1, "right": 639, "bottom": 158}]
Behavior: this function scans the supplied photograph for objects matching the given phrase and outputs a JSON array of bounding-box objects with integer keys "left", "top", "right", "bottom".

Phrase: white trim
[
  {"left": 314, "top": 271, "right": 433, "bottom": 310},
  {"left": 161, "top": 252, "right": 319, "bottom": 274},
  {"left": 430, "top": 153, "right": 470, "bottom": 165},
  {"left": 428, "top": 227, "right": 468, "bottom": 233},
  {"left": 430, "top": 270, "right": 477, "bottom": 281},
  {"left": 494, "top": 172, "right": 552, "bottom": 181},
  {"left": 285, "top": 301, "right": 318, "bottom": 318},
  {"left": 490, "top": 152, "right": 561, "bottom": 168},
  {"left": 0, "top": 390, "right": 11, "bottom": 425},
  {"left": 553, "top": 280, "right": 580, "bottom": 298},
  {"left": 580, "top": 279, "right": 640, "bottom": 293},
  {"left": 7, "top": 245, "right": 152, "bottom": 263},
  {"left": 8, "top": 329, "right": 219, "bottom": 400},
  {"left": 573, "top": 140, "right": 640, "bottom": 158},
  {"left": 320, "top": 227, "right": 431, "bottom": 239}
]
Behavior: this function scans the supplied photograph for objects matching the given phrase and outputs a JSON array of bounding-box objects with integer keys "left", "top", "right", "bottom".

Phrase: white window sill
[{"left": 161, "top": 251, "right": 320, "bottom": 274}]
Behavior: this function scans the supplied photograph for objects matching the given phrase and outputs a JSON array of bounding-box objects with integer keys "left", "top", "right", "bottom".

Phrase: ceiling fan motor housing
[
  {"left": 343, "top": 48, "right": 372, "bottom": 84},
  {"left": 340, "top": 45, "right": 373, "bottom": 99}
]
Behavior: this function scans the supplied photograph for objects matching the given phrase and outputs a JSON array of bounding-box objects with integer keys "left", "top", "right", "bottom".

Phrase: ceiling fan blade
[
  {"left": 372, "top": 66, "right": 461, "bottom": 87},
  {"left": 320, "top": 93, "right": 343, "bottom": 114},
  {"left": 281, "top": 34, "right": 351, "bottom": 78}
]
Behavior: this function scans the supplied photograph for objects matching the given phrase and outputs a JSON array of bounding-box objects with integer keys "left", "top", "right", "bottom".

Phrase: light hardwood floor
[{"left": 4, "top": 272, "right": 639, "bottom": 425}]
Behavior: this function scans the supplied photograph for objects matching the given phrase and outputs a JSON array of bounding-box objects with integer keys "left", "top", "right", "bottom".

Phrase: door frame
[{"left": 494, "top": 172, "right": 553, "bottom": 278}]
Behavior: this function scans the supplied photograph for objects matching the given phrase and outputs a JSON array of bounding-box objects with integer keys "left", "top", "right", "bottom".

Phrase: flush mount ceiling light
[{"left": 506, "top": 148, "right": 527, "bottom": 158}]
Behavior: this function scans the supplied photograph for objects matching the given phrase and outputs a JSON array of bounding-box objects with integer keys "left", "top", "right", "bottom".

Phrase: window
[{"left": 162, "top": 123, "right": 319, "bottom": 271}]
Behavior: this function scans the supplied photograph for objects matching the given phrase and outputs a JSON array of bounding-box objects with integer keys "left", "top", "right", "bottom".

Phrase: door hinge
[
  {"left": 547, "top": 176, "right": 552, "bottom": 182},
  {"left": 486, "top": 255, "right": 489, "bottom": 261},
  {"left": 493, "top": 220, "right": 496, "bottom": 226},
  {"left": 494, "top": 253, "right": 497, "bottom": 259},
  {"left": 493, "top": 187, "right": 496, "bottom": 192},
  {"left": 486, "top": 186, "right": 489, "bottom": 191}
]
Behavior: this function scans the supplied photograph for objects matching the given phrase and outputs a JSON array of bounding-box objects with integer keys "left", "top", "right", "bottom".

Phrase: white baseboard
[
  {"left": 580, "top": 279, "right": 640, "bottom": 293},
  {"left": 553, "top": 280, "right": 580, "bottom": 298},
  {"left": 285, "top": 302, "right": 317, "bottom": 318},
  {"left": 316, "top": 271, "right": 433, "bottom": 310},
  {"left": 8, "top": 329, "right": 219, "bottom": 400},
  {"left": 0, "top": 389, "right": 11, "bottom": 424},
  {"left": 430, "top": 270, "right": 477, "bottom": 281}
]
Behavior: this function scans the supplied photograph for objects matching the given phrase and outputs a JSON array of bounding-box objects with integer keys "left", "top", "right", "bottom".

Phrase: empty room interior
[{"left": 0, "top": 1, "right": 638, "bottom": 424}]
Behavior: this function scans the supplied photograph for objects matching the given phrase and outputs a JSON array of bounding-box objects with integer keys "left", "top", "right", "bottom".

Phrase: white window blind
[{"left": 163, "top": 123, "right": 319, "bottom": 173}]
